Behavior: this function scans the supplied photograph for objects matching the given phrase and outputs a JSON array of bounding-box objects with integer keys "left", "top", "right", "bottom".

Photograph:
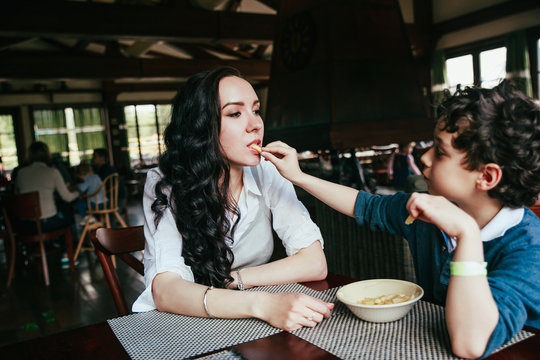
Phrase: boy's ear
[{"left": 476, "top": 163, "right": 502, "bottom": 190}]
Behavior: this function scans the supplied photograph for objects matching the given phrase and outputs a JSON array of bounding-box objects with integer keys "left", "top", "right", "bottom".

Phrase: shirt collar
[
  {"left": 243, "top": 166, "right": 262, "bottom": 197},
  {"left": 443, "top": 206, "right": 524, "bottom": 252},
  {"left": 481, "top": 206, "right": 523, "bottom": 241}
]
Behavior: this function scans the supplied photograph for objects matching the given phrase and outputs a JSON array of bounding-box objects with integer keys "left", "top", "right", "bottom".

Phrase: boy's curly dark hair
[
  {"left": 151, "top": 67, "right": 243, "bottom": 288},
  {"left": 437, "top": 80, "right": 540, "bottom": 207}
]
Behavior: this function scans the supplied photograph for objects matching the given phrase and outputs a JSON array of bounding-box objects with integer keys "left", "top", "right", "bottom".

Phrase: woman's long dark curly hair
[
  {"left": 151, "top": 67, "right": 243, "bottom": 287},
  {"left": 437, "top": 80, "right": 540, "bottom": 207}
]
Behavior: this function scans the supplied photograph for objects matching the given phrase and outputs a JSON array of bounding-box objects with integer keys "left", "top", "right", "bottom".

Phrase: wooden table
[{"left": 0, "top": 273, "right": 538, "bottom": 359}]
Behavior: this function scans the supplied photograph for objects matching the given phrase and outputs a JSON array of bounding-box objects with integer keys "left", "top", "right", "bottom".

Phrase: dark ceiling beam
[
  {"left": 168, "top": 42, "right": 221, "bottom": 60},
  {"left": 434, "top": 0, "right": 540, "bottom": 35},
  {"left": 0, "top": 36, "right": 36, "bottom": 51},
  {"left": 255, "top": 0, "right": 279, "bottom": 11},
  {"left": 0, "top": 53, "right": 271, "bottom": 80},
  {"left": 0, "top": 1, "right": 275, "bottom": 44}
]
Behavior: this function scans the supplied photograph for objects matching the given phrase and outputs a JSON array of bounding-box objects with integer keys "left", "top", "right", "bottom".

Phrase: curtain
[
  {"left": 506, "top": 30, "right": 532, "bottom": 96},
  {"left": 431, "top": 49, "right": 447, "bottom": 118},
  {"left": 72, "top": 107, "right": 106, "bottom": 161},
  {"left": 33, "top": 109, "right": 68, "bottom": 156}
]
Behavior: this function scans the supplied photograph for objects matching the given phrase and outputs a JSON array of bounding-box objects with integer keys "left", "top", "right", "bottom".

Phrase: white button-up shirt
[{"left": 132, "top": 160, "right": 323, "bottom": 312}]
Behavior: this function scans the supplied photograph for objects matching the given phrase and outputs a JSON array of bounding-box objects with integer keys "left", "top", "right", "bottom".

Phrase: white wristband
[{"left": 450, "top": 261, "right": 487, "bottom": 276}]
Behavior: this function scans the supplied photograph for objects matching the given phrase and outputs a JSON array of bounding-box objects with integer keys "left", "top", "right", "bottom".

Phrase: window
[
  {"left": 445, "top": 45, "right": 507, "bottom": 93},
  {"left": 480, "top": 47, "right": 507, "bottom": 88},
  {"left": 0, "top": 114, "right": 18, "bottom": 172},
  {"left": 446, "top": 54, "right": 474, "bottom": 93},
  {"left": 124, "top": 104, "right": 171, "bottom": 168},
  {"left": 33, "top": 107, "right": 106, "bottom": 166}
]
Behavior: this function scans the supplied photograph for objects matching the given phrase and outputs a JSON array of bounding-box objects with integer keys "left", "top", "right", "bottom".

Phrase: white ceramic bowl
[{"left": 336, "top": 279, "right": 424, "bottom": 323}]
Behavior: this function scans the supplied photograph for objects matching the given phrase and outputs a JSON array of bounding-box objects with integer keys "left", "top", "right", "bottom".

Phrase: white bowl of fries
[{"left": 336, "top": 279, "right": 423, "bottom": 323}]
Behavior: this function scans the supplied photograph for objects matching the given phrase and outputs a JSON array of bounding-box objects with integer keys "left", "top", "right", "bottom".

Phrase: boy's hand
[
  {"left": 261, "top": 141, "right": 304, "bottom": 184},
  {"left": 406, "top": 192, "right": 478, "bottom": 239}
]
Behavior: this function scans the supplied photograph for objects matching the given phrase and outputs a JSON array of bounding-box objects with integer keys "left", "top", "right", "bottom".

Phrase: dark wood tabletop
[{"left": 0, "top": 273, "right": 537, "bottom": 360}]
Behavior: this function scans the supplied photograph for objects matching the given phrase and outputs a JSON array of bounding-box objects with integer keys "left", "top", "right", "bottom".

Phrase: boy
[
  {"left": 74, "top": 162, "right": 104, "bottom": 224},
  {"left": 262, "top": 81, "right": 540, "bottom": 359}
]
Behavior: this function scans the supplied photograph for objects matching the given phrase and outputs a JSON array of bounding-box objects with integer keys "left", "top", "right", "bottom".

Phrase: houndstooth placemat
[
  {"left": 291, "top": 299, "right": 534, "bottom": 359},
  {"left": 108, "top": 283, "right": 319, "bottom": 360}
]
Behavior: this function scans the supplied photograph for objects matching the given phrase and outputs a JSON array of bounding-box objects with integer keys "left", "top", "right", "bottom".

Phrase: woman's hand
[
  {"left": 256, "top": 292, "right": 334, "bottom": 331},
  {"left": 261, "top": 141, "right": 304, "bottom": 184}
]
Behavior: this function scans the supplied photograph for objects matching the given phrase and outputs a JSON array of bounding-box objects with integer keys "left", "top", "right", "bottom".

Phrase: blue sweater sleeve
[{"left": 353, "top": 190, "right": 412, "bottom": 236}]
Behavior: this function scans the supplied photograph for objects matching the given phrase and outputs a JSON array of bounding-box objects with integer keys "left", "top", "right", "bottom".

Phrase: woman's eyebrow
[{"left": 221, "top": 101, "right": 244, "bottom": 110}]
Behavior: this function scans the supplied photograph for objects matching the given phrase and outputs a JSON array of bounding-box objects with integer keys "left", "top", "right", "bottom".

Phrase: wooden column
[{"left": 102, "top": 81, "right": 130, "bottom": 175}]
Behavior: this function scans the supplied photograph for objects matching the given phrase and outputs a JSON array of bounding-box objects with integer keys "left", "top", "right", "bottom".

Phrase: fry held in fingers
[{"left": 249, "top": 143, "right": 262, "bottom": 154}]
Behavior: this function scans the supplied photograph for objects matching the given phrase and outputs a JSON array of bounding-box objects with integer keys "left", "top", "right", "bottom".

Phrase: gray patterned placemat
[
  {"left": 108, "top": 283, "right": 533, "bottom": 360},
  {"left": 108, "top": 283, "right": 318, "bottom": 360},
  {"left": 108, "top": 310, "right": 278, "bottom": 360},
  {"left": 291, "top": 299, "right": 534, "bottom": 359}
]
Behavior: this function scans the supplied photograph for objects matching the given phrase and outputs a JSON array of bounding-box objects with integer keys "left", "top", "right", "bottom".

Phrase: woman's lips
[{"left": 249, "top": 143, "right": 262, "bottom": 154}]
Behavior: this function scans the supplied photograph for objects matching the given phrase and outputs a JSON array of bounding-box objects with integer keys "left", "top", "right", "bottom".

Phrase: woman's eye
[
  {"left": 227, "top": 112, "right": 241, "bottom": 118},
  {"left": 434, "top": 147, "right": 444, "bottom": 158},
  {"left": 254, "top": 109, "right": 261, "bottom": 116}
]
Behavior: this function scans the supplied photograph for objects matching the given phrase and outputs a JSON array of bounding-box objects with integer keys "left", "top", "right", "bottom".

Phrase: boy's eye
[{"left": 434, "top": 146, "right": 444, "bottom": 158}]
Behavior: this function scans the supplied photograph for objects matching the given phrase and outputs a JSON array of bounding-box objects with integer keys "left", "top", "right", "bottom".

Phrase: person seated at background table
[
  {"left": 132, "top": 66, "right": 332, "bottom": 331},
  {"left": 91, "top": 147, "right": 126, "bottom": 211},
  {"left": 15, "top": 141, "right": 80, "bottom": 232},
  {"left": 261, "top": 81, "right": 540, "bottom": 359},
  {"left": 387, "top": 142, "right": 422, "bottom": 190},
  {"left": 74, "top": 162, "right": 104, "bottom": 225}
]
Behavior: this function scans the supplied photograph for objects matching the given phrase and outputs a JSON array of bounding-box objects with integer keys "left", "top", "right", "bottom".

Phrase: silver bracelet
[
  {"left": 236, "top": 269, "right": 244, "bottom": 291},
  {"left": 203, "top": 286, "right": 215, "bottom": 318}
]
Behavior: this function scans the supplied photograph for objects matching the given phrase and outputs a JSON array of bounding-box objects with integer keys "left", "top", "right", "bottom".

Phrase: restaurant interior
[{"left": 0, "top": 0, "right": 540, "bottom": 358}]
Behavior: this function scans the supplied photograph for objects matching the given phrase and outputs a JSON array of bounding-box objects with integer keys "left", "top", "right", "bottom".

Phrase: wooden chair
[
  {"left": 4, "top": 192, "right": 75, "bottom": 286},
  {"left": 74, "top": 173, "right": 128, "bottom": 261},
  {"left": 90, "top": 226, "right": 145, "bottom": 317},
  {"left": 0, "top": 202, "right": 16, "bottom": 287},
  {"left": 528, "top": 205, "right": 540, "bottom": 219}
]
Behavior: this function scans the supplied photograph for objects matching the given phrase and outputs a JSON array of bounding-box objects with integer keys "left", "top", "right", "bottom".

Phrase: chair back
[
  {"left": 87, "top": 173, "right": 120, "bottom": 213},
  {"left": 0, "top": 199, "right": 16, "bottom": 287},
  {"left": 4, "top": 192, "right": 43, "bottom": 236},
  {"left": 528, "top": 205, "right": 540, "bottom": 219},
  {"left": 90, "top": 226, "right": 145, "bottom": 316}
]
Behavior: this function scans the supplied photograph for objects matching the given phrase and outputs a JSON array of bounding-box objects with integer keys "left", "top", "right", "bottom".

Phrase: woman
[
  {"left": 132, "top": 67, "right": 333, "bottom": 331},
  {"left": 15, "top": 141, "right": 79, "bottom": 232}
]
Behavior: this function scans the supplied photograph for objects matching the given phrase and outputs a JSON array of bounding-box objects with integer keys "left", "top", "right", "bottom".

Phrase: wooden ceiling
[
  {"left": 1, "top": 0, "right": 539, "bottom": 95},
  {"left": 0, "top": 0, "right": 279, "bottom": 92}
]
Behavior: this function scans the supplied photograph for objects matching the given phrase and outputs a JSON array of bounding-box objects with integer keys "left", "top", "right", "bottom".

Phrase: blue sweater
[{"left": 353, "top": 191, "right": 540, "bottom": 358}]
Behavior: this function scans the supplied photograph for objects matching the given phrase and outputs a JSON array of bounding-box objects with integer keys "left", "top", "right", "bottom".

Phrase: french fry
[
  {"left": 358, "top": 293, "right": 414, "bottom": 305},
  {"left": 249, "top": 144, "right": 262, "bottom": 154},
  {"left": 405, "top": 215, "right": 415, "bottom": 225}
]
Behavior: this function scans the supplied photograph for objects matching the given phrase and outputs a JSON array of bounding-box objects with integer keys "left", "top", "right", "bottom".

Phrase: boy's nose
[{"left": 420, "top": 148, "right": 432, "bottom": 168}]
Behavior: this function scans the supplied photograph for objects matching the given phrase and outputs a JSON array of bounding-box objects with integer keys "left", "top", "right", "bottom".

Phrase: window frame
[
  {"left": 444, "top": 35, "right": 506, "bottom": 89},
  {"left": 121, "top": 101, "right": 171, "bottom": 169},
  {"left": 526, "top": 26, "right": 540, "bottom": 99},
  {"left": 30, "top": 103, "right": 107, "bottom": 165},
  {"left": 0, "top": 107, "right": 24, "bottom": 173}
]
